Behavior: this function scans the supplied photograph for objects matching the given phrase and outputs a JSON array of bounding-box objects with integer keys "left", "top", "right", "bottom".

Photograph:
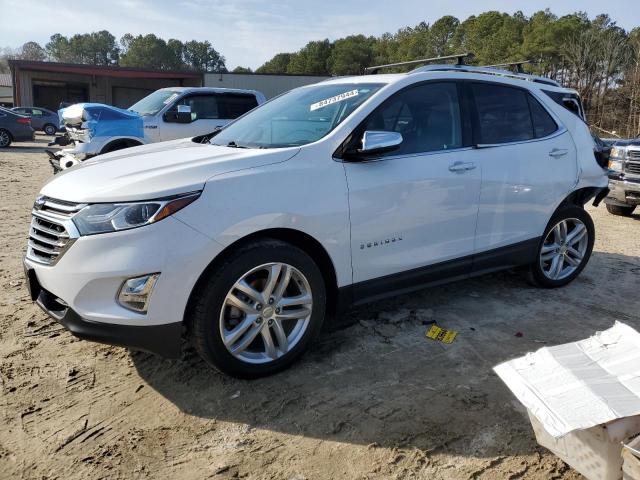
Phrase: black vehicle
[
  {"left": 0, "top": 107, "right": 35, "bottom": 147},
  {"left": 605, "top": 139, "right": 640, "bottom": 216}
]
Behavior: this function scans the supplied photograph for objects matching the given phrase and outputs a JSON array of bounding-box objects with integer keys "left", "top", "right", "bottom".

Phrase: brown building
[{"left": 9, "top": 60, "right": 203, "bottom": 111}]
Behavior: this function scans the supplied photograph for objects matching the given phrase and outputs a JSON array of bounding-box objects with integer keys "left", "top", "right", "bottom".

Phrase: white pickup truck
[{"left": 51, "top": 87, "right": 266, "bottom": 170}]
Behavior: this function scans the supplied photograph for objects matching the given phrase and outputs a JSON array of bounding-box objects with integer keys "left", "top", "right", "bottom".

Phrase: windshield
[
  {"left": 129, "top": 90, "right": 181, "bottom": 116},
  {"left": 212, "top": 83, "right": 384, "bottom": 148}
]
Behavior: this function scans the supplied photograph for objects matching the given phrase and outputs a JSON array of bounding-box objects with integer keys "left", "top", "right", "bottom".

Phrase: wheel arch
[
  {"left": 100, "top": 137, "right": 143, "bottom": 154},
  {"left": 556, "top": 186, "right": 606, "bottom": 210},
  {"left": 183, "top": 227, "right": 340, "bottom": 329}
]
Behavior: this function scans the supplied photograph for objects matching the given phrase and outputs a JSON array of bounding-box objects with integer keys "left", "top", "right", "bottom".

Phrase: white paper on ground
[{"left": 494, "top": 322, "right": 640, "bottom": 438}]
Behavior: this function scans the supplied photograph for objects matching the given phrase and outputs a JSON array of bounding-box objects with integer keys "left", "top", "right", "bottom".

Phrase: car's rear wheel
[
  {"left": 606, "top": 203, "right": 636, "bottom": 217},
  {"left": 189, "top": 240, "right": 326, "bottom": 378},
  {"left": 0, "top": 129, "right": 12, "bottom": 148},
  {"left": 528, "top": 206, "right": 594, "bottom": 288},
  {"left": 43, "top": 124, "right": 57, "bottom": 136}
]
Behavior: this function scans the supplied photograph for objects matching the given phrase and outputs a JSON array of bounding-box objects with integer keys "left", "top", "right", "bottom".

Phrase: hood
[
  {"left": 40, "top": 138, "right": 300, "bottom": 203},
  {"left": 61, "top": 103, "right": 144, "bottom": 140}
]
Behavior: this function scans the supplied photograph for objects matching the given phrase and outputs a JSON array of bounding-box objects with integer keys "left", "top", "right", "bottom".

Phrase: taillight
[{"left": 16, "top": 117, "right": 30, "bottom": 125}]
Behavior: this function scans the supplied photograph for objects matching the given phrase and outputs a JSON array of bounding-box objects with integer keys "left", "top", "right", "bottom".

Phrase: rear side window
[
  {"left": 361, "top": 82, "right": 462, "bottom": 156},
  {"left": 471, "top": 83, "right": 533, "bottom": 144},
  {"left": 218, "top": 95, "right": 258, "bottom": 119},
  {"left": 527, "top": 95, "right": 557, "bottom": 138}
]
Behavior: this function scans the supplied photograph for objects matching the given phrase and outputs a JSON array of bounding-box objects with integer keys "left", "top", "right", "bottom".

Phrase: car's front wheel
[
  {"left": 528, "top": 206, "right": 595, "bottom": 288},
  {"left": 189, "top": 239, "right": 326, "bottom": 378}
]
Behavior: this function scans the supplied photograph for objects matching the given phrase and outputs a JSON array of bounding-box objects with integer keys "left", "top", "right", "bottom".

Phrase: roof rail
[
  {"left": 409, "top": 64, "right": 561, "bottom": 87},
  {"left": 364, "top": 53, "right": 473, "bottom": 74},
  {"left": 483, "top": 60, "right": 533, "bottom": 73}
]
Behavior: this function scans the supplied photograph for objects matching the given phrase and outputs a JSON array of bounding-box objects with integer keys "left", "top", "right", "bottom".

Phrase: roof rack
[
  {"left": 483, "top": 60, "right": 533, "bottom": 73},
  {"left": 364, "top": 53, "right": 473, "bottom": 74},
  {"left": 409, "top": 63, "right": 560, "bottom": 87}
]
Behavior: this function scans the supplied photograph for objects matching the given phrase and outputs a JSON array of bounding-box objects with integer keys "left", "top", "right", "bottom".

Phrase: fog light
[{"left": 118, "top": 273, "right": 160, "bottom": 313}]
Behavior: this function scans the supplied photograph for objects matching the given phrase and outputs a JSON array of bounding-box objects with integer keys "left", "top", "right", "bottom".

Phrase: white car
[
  {"left": 24, "top": 61, "right": 609, "bottom": 378},
  {"left": 53, "top": 87, "right": 266, "bottom": 169}
]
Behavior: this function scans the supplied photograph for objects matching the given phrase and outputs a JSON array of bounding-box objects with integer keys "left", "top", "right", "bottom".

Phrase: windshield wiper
[{"left": 225, "top": 141, "right": 250, "bottom": 149}]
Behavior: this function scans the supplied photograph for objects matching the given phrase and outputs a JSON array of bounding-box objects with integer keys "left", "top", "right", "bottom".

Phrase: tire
[
  {"left": 101, "top": 140, "right": 139, "bottom": 154},
  {"left": 188, "top": 239, "right": 327, "bottom": 378},
  {"left": 43, "top": 124, "right": 57, "bottom": 136},
  {"left": 606, "top": 203, "right": 636, "bottom": 217},
  {"left": 527, "top": 206, "right": 595, "bottom": 288},
  {"left": 0, "top": 129, "right": 11, "bottom": 148}
]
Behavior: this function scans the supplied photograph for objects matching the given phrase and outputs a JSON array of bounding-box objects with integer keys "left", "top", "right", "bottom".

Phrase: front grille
[
  {"left": 26, "top": 197, "right": 84, "bottom": 265},
  {"left": 625, "top": 161, "right": 640, "bottom": 176},
  {"left": 628, "top": 149, "right": 640, "bottom": 160}
]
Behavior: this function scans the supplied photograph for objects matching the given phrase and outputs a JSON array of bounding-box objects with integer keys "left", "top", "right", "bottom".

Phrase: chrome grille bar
[{"left": 26, "top": 196, "right": 81, "bottom": 265}]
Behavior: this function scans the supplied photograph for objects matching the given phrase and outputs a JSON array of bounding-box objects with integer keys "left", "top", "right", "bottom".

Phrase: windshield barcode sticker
[{"left": 310, "top": 89, "right": 359, "bottom": 111}]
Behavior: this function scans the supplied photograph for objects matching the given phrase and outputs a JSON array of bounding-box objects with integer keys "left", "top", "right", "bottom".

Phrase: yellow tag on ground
[{"left": 426, "top": 325, "right": 458, "bottom": 344}]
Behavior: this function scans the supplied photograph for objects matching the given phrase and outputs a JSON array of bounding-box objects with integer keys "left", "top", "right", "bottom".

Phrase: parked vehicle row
[
  {"left": 11, "top": 107, "right": 60, "bottom": 135},
  {"left": 49, "top": 87, "right": 266, "bottom": 170},
  {"left": 23, "top": 58, "right": 610, "bottom": 378}
]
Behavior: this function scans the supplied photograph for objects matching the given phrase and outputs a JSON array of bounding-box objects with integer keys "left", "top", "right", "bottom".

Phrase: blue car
[{"left": 11, "top": 107, "right": 61, "bottom": 135}]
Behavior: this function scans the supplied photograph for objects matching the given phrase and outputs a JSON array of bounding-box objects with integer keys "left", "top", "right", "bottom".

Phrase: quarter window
[
  {"left": 361, "top": 82, "right": 462, "bottom": 156},
  {"left": 527, "top": 95, "right": 558, "bottom": 138},
  {"left": 472, "top": 83, "right": 534, "bottom": 144}
]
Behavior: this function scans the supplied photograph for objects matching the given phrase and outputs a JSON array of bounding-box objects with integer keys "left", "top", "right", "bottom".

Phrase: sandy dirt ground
[{"left": 1, "top": 136, "right": 639, "bottom": 480}]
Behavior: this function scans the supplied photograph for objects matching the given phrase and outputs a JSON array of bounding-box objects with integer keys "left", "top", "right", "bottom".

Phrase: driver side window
[
  {"left": 175, "top": 95, "right": 220, "bottom": 120},
  {"left": 362, "top": 82, "right": 462, "bottom": 157}
]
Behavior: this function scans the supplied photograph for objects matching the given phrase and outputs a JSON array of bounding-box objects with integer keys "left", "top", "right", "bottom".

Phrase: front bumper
[
  {"left": 23, "top": 215, "right": 224, "bottom": 357},
  {"left": 605, "top": 176, "right": 640, "bottom": 206},
  {"left": 26, "top": 268, "right": 182, "bottom": 357}
]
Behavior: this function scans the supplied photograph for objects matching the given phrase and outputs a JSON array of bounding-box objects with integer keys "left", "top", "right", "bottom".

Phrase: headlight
[
  {"left": 610, "top": 147, "right": 624, "bottom": 159},
  {"left": 608, "top": 158, "right": 623, "bottom": 172},
  {"left": 73, "top": 192, "right": 200, "bottom": 235}
]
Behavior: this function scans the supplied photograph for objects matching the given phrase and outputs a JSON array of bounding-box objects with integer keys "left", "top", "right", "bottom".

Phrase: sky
[{"left": 1, "top": 0, "right": 639, "bottom": 70}]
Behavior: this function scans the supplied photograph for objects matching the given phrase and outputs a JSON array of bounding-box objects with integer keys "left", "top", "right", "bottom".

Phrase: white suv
[{"left": 24, "top": 62, "right": 609, "bottom": 377}]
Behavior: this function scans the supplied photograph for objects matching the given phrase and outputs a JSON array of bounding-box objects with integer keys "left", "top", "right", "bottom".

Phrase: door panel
[
  {"left": 346, "top": 150, "right": 481, "bottom": 283},
  {"left": 160, "top": 94, "right": 227, "bottom": 141},
  {"left": 473, "top": 131, "right": 577, "bottom": 252},
  {"left": 344, "top": 81, "right": 481, "bottom": 284},
  {"left": 468, "top": 83, "right": 578, "bottom": 252}
]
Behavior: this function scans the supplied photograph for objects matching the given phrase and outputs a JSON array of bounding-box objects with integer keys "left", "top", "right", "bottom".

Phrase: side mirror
[
  {"left": 358, "top": 130, "right": 403, "bottom": 156},
  {"left": 164, "top": 105, "right": 193, "bottom": 123}
]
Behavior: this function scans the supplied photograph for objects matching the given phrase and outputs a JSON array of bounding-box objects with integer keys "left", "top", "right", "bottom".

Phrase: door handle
[
  {"left": 449, "top": 161, "right": 477, "bottom": 172},
  {"left": 549, "top": 148, "right": 568, "bottom": 158}
]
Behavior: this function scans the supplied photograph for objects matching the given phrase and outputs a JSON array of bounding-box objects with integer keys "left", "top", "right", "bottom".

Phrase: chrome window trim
[
  {"left": 474, "top": 126, "right": 568, "bottom": 149},
  {"left": 334, "top": 146, "right": 475, "bottom": 164}
]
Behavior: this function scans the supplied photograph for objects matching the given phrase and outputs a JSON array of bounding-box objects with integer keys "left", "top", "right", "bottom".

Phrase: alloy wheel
[
  {"left": 219, "top": 262, "right": 313, "bottom": 364},
  {"left": 0, "top": 130, "right": 10, "bottom": 147},
  {"left": 540, "top": 218, "right": 589, "bottom": 280}
]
